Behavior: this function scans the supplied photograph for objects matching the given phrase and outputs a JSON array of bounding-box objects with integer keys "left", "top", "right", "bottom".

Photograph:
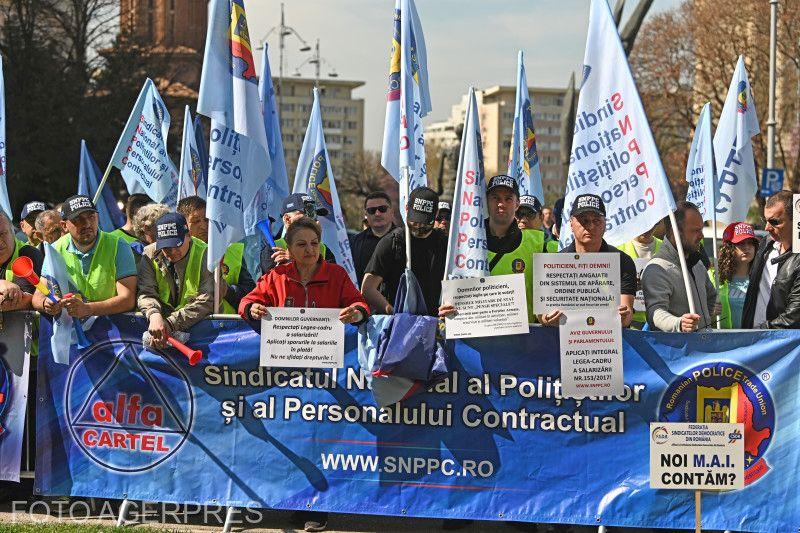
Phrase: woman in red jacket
[{"left": 239, "top": 217, "right": 369, "bottom": 329}]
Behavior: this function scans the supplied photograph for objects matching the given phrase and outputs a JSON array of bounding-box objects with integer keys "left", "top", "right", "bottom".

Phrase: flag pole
[
  {"left": 213, "top": 266, "right": 221, "bottom": 314},
  {"left": 92, "top": 163, "right": 114, "bottom": 205},
  {"left": 667, "top": 210, "right": 697, "bottom": 318},
  {"left": 403, "top": 166, "right": 412, "bottom": 271}
]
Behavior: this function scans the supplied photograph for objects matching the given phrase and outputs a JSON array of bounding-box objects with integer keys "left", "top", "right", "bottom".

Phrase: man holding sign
[{"left": 538, "top": 194, "right": 635, "bottom": 327}]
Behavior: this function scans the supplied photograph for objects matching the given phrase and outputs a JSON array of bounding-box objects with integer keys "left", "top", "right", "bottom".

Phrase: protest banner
[
  {"left": 440, "top": 274, "right": 528, "bottom": 339},
  {"left": 260, "top": 308, "right": 345, "bottom": 369},
  {"left": 106, "top": 78, "right": 178, "bottom": 205},
  {"left": 713, "top": 56, "right": 760, "bottom": 225},
  {"left": 381, "top": 0, "right": 431, "bottom": 219},
  {"left": 559, "top": 308, "right": 623, "bottom": 397},
  {"left": 508, "top": 51, "right": 543, "bottom": 201},
  {"left": 650, "top": 422, "right": 744, "bottom": 491},
  {"left": 533, "top": 253, "right": 620, "bottom": 314},
  {"left": 78, "top": 140, "right": 125, "bottom": 232},
  {"left": 560, "top": 0, "right": 675, "bottom": 248},
  {"left": 444, "top": 87, "right": 488, "bottom": 280},
  {"left": 292, "top": 88, "right": 357, "bottom": 284},
  {"left": 0, "top": 312, "right": 31, "bottom": 481},
  {"left": 198, "top": 0, "right": 272, "bottom": 269},
  {"left": 35, "top": 315, "right": 800, "bottom": 531}
]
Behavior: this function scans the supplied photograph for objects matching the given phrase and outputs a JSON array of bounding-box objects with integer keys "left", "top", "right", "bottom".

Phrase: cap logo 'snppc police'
[
  {"left": 413, "top": 198, "right": 434, "bottom": 213},
  {"left": 69, "top": 197, "right": 92, "bottom": 211},
  {"left": 157, "top": 223, "right": 179, "bottom": 240}
]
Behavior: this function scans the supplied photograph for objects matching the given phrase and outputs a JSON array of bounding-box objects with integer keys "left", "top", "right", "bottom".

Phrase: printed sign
[
  {"left": 760, "top": 168, "right": 784, "bottom": 198},
  {"left": 559, "top": 308, "right": 623, "bottom": 397},
  {"left": 650, "top": 422, "right": 744, "bottom": 490},
  {"left": 793, "top": 194, "right": 800, "bottom": 253},
  {"left": 533, "top": 253, "right": 620, "bottom": 314},
  {"left": 441, "top": 274, "right": 529, "bottom": 339},
  {"left": 260, "top": 308, "right": 344, "bottom": 368}
]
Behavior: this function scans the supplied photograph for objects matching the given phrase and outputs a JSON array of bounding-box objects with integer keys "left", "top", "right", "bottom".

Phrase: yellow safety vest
[
  {"left": 154, "top": 237, "right": 206, "bottom": 311},
  {"left": 488, "top": 230, "right": 544, "bottom": 324},
  {"left": 220, "top": 242, "right": 244, "bottom": 314},
  {"left": 54, "top": 231, "right": 120, "bottom": 301},
  {"left": 3, "top": 239, "right": 24, "bottom": 281},
  {"left": 708, "top": 270, "right": 732, "bottom": 330},
  {"left": 109, "top": 228, "right": 139, "bottom": 245}
]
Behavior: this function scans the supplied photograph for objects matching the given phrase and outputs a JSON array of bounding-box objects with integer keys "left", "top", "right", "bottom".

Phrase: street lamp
[
  {"left": 292, "top": 39, "right": 340, "bottom": 88},
  {"left": 257, "top": 3, "right": 312, "bottom": 118}
]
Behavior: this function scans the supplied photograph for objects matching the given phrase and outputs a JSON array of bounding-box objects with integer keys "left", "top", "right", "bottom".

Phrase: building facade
[
  {"left": 277, "top": 78, "right": 365, "bottom": 185},
  {"left": 426, "top": 85, "right": 567, "bottom": 202}
]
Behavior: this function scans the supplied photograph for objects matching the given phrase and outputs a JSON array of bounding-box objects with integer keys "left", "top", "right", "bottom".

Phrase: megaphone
[
  {"left": 12, "top": 256, "right": 56, "bottom": 302},
  {"left": 166, "top": 336, "right": 202, "bottom": 366}
]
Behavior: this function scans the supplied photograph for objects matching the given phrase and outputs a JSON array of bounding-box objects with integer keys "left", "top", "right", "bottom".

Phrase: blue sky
[{"left": 247, "top": 1, "right": 683, "bottom": 150}]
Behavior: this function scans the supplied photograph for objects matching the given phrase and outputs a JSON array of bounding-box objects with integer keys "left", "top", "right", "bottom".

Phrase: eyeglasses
[{"left": 366, "top": 205, "right": 389, "bottom": 215}]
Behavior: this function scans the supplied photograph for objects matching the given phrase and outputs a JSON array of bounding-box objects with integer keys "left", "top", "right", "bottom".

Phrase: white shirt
[{"left": 754, "top": 245, "right": 782, "bottom": 327}]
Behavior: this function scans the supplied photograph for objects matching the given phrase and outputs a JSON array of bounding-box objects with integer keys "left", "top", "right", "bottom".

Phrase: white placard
[
  {"left": 260, "top": 307, "right": 344, "bottom": 368},
  {"left": 793, "top": 194, "right": 800, "bottom": 252},
  {"left": 649, "top": 422, "right": 745, "bottom": 490},
  {"left": 441, "top": 274, "right": 529, "bottom": 339},
  {"left": 559, "top": 308, "right": 623, "bottom": 398},
  {"left": 533, "top": 253, "right": 620, "bottom": 314},
  {"left": 633, "top": 258, "right": 649, "bottom": 313}
]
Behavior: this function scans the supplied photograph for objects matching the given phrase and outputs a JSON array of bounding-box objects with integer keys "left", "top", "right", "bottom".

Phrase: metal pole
[
  {"left": 278, "top": 3, "right": 285, "bottom": 120},
  {"left": 214, "top": 266, "right": 222, "bottom": 314},
  {"left": 766, "top": 0, "right": 778, "bottom": 169},
  {"left": 222, "top": 507, "right": 236, "bottom": 533},
  {"left": 403, "top": 167, "right": 412, "bottom": 271},
  {"left": 315, "top": 39, "right": 320, "bottom": 88}
]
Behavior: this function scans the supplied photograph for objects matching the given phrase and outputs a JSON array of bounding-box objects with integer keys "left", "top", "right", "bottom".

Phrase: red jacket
[{"left": 238, "top": 260, "right": 369, "bottom": 324}]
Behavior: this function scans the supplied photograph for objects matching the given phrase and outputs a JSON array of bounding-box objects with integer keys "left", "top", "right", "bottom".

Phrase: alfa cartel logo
[{"left": 65, "top": 340, "right": 194, "bottom": 473}]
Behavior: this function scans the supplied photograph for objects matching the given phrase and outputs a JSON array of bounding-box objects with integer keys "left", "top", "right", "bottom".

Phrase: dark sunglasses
[
  {"left": 366, "top": 205, "right": 389, "bottom": 215},
  {"left": 766, "top": 217, "right": 783, "bottom": 227}
]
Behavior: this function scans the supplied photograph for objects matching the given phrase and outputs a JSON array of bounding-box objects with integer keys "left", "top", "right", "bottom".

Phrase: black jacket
[{"left": 741, "top": 238, "right": 800, "bottom": 329}]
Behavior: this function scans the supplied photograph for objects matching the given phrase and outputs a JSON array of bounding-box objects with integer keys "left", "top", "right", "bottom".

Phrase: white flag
[
  {"left": 685, "top": 103, "right": 717, "bottom": 222},
  {"left": 444, "top": 87, "right": 489, "bottom": 279},
  {"left": 561, "top": 0, "right": 675, "bottom": 247},
  {"left": 713, "top": 55, "right": 760, "bottom": 225}
]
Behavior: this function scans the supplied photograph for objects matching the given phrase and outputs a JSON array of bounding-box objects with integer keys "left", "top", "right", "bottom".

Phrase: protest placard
[
  {"left": 793, "top": 194, "right": 800, "bottom": 252},
  {"left": 559, "top": 308, "right": 623, "bottom": 397},
  {"left": 260, "top": 308, "right": 344, "bottom": 368},
  {"left": 650, "top": 422, "right": 744, "bottom": 490},
  {"left": 533, "top": 253, "right": 620, "bottom": 314},
  {"left": 441, "top": 274, "right": 529, "bottom": 339}
]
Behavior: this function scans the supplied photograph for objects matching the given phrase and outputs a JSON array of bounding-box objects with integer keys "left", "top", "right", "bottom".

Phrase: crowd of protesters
[
  {"left": 1, "top": 182, "right": 799, "bottom": 333},
  {"left": 0, "top": 180, "right": 798, "bottom": 532}
]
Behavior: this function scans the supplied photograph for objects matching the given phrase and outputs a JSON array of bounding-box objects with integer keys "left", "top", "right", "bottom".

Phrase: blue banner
[
  {"left": 36, "top": 316, "right": 799, "bottom": 532},
  {"left": 0, "top": 312, "right": 31, "bottom": 481}
]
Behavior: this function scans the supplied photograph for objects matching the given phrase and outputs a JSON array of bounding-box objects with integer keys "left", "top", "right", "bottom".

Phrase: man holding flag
[
  {"left": 381, "top": 0, "right": 432, "bottom": 214},
  {"left": 34, "top": 195, "right": 137, "bottom": 318},
  {"left": 0, "top": 210, "right": 43, "bottom": 311}
]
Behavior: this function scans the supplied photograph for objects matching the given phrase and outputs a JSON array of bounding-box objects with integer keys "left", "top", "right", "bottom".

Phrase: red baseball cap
[{"left": 723, "top": 222, "right": 757, "bottom": 244}]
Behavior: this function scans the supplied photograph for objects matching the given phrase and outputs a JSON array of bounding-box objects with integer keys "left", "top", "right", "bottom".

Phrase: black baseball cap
[
  {"left": 281, "top": 193, "right": 329, "bottom": 218},
  {"left": 570, "top": 194, "right": 606, "bottom": 217},
  {"left": 407, "top": 186, "right": 439, "bottom": 224},
  {"left": 517, "top": 195, "right": 542, "bottom": 216},
  {"left": 486, "top": 174, "right": 519, "bottom": 196},
  {"left": 155, "top": 212, "right": 189, "bottom": 250},
  {"left": 61, "top": 195, "right": 98, "bottom": 221},
  {"left": 20, "top": 201, "right": 48, "bottom": 221},
  {"left": 437, "top": 201, "right": 452, "bottom": 213}
]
